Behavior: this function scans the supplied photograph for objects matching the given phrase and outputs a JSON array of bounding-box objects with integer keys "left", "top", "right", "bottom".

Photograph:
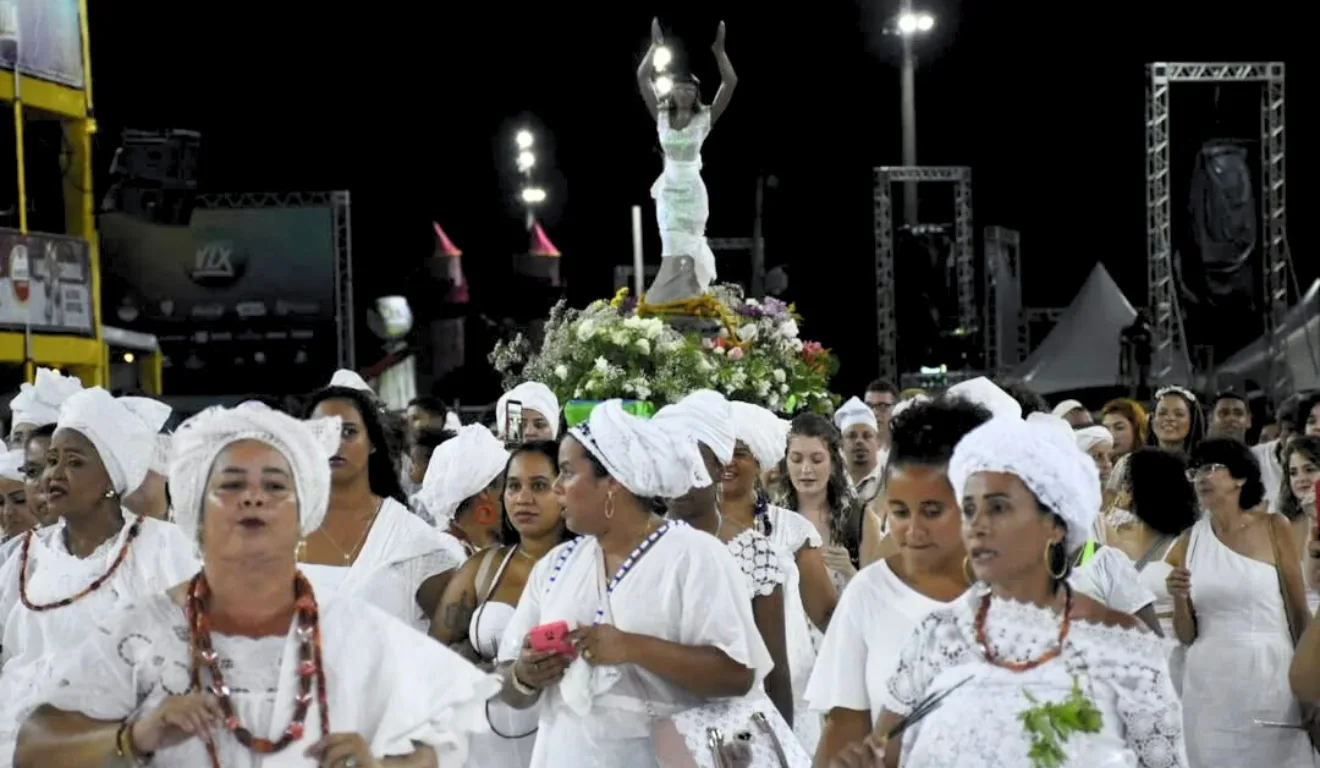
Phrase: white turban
[
  {"left": 570, "top": 399, "right": 694, "bottom": 499},
  {"left": 946, "top": 377, "right": 1023, "bottom": 421},
  {"left": 329, "top": 369, "right": 374, "bottom": 393},
  {"left": 949, "top": 417, "right": 1101, "bottom": 553},
  {"left": 168, "top": 406, "right": 341, "bottom": 542},
  {"left": 56, "top": 388, "right": 171, "bottom": 495},
  {"left": 9, "top": 367, "right": 84, "bottom": 428},
  {"left": 833, "top": 397, "right": 878, "bottom": 432},
  {"left": 730, "top": 402, "right": 789, "bottom": 469},
  {"left": 1075, "top": 425, "right": 1114, "bottom": 454},
  {"left": 149, "top": 433, "right": 173, "bottom": 476},
  {"left": 1051, "top": 399, "right": 1086, "bottom": 419},
  {"left": 419, "top": 424, "right": 509, "bottom": 525},
  {"left": 653, "top": 390, "right": 736, "bottom": 489},
  {"left": 0, "top": 449, "right": 25, "bottom": 482},
  {"left": 496, "top": 381, "right": 561, "bottom": 439}
]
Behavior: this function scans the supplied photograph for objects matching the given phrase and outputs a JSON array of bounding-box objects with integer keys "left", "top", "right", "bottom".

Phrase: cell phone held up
[
  {"left": 529, "top": 620, "right": 577, "bottom": 658},
  {"left": 504, "top": 400, "right": 524, "bottom": 448}
]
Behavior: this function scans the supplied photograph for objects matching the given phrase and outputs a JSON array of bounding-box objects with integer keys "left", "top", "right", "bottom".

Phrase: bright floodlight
[
  {"left": 521, "top": 187, "right": 547, "bottom": 204},
  {"left": 516, "top": 150, "right": 536, "bottom": 173},
  {"left": 897, "top": 11, "right": 934, "bottom": 35},
  {"left": 515, "top": 130, "right": 534, "bottom": 150},
  {"left": 653, "top": 45, "right": 672, "bottom": 72},
  {"left": 654, "top": 75, "right": 674, "bottom": 97}
]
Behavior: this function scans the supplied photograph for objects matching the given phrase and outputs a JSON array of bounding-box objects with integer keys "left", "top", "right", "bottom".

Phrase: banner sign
[
  {"left": 0, "top": 0, "right": 86, "bottom": 88},
  {"left": 0, "top": 229, "right": 93, "bottom": 334}
]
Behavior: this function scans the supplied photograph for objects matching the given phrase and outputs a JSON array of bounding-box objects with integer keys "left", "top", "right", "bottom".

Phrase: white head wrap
[
  {"left": 891, "top": 393, "right": 932, "bottom": 422},
  {"left": 328, "top": 369, "right": 374, "bottom": 394},
  {"left": 9, "top": 367, "right": 84, "bottom": 428},
  {"left": 168, "top": 406, "right": 341, "bottom": 542},
  {"left": 652, "top": 390, "right": 736, "bottom": 489},
  {"left": 444, "top": 411, "right": 462, "bottom": 430},
  {"left": 496, "top": 381, "right": 561, "bottom": 439},
  {"left": 419, "top": 424, "right": 510, "bottom": 525},
  {"left": 946, "top": 377, "right": 1023, "bottom": 421},
  {"left": 56, "top": 388, "right": 172, "bottom": 495},
  {"left": 237, "top": 400, "right": 273, "bottom": 412},
  {"left": 0, "top": 448, "right": 25, "bottom": 482},
  {"left": 570, "top": 399, "right": 694, "bottom": 499},
  {"left": 730, "top": 402, "right": 789, "bottom": 469},
  {"left": 949, "top": 417, "right": 1101, "bottom": 553},
  {"left": 1051, "top": 399, "right": 1086, "bottom": 420},
  {"left": 149, "top": 433, "right": 173, "bottom": 476},
  {"left": 833, "top": 396, "right": 878, "bottom": 433},
  {"left": 1075, "top": 425, "right": 1114, "bottom": 454}
]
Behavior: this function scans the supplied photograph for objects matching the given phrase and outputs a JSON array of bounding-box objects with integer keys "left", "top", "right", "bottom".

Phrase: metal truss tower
[
  {"left": 871, "top": 166, "right": 974, "bottom": 383},
  {"left": 983, "top": 226, "right": 1023, "bottom": 376},
  {"left": 1146, "top": 62, "right": 1290, "bottom": 398}
]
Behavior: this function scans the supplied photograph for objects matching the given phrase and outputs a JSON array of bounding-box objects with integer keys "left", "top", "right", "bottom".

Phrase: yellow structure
[{"left": 0, "top": 0, "right": 159, "bottom": 393}]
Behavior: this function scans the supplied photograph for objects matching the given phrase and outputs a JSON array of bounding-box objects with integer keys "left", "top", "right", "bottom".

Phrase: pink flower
[{"left": 728, "top": 347, "right": 745, "bottom": 362}]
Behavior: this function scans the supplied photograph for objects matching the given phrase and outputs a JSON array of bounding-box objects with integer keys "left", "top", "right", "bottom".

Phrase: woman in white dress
[
  {"left": 725, "top": 400, "right": 837, "bottom": 751},
  {"left": 808, "top": 394, "right": 989, "bottom": 764},
  {"left": 635, "top": 18, "right": 737, "bottom": 298},
  {"left": 300, "top": 383, "right": 465, "bottom": 634},
  {"left": 15, "top": 404, "right": 497, "bottom": 768},
  {"left": 654, "top": 391, "right": 794, "bottom": 725},
  {"left": 435, "top": 440, "right": 575, "bottom": 768},
  {"left": 0, "top": 388, "right": 199, "bottom": 767},
  {"left": 1167, "top": 437, "right": 1314, "bottom": 765},
  {"left": 779, "top": 414, "right": 864, "bottom": 594},
  {"left": 841, "top": 415, "right": 1186, "bottom": 767},
  {"left": 496, "top": 400, "right": 772, "bottom": 768}
]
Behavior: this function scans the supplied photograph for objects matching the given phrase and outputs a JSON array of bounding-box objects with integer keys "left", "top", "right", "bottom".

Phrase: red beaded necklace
[
  {"left": 974, "top": 582, "right": 1073, "bottom": 673},
  {"left": 186, "top": 571, "right": 329, "bottom": 768},
  {"left": 18, "top": 514, "right": 144, "bottom": 612}
]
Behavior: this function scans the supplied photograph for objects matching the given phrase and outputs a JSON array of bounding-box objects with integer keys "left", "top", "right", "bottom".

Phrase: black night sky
[{"left": 86, "top": 0, "right": 1312, "bottom": 399}]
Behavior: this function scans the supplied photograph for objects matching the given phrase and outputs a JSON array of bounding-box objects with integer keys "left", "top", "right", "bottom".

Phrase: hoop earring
[
  {"left": 962, "top": 555, "right": 976, "bottom": 585},
  {"left": 604, "top": 491, "right": 616, "bottom": 520},
  {"left": 1045, "top": 541, "right": 1068, "bottom": 580}
]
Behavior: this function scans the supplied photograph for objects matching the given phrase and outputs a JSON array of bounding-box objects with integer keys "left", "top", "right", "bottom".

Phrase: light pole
[
  {"left": 895, "top": 4, "right": 935, "bottom": 228},
  {"left": 514, "top": 129, "right": 544, "bottom": 230}
]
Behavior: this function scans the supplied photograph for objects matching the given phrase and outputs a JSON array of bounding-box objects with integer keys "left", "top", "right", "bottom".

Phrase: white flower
[
  {"left": 772, "top": 368, "right": 787, "bottom": 383},
  {"left": 610, "top": 330, "right": 629, "bottom": 346},
  {"left": 738, "top": 324, "right": 759, "bottom": 343},
  {"left": 767, "top": 393, "right": 781, "bottom": 409},
  {"left": 594, "top": 357, "right": 609, "bottom": 373},
  {"left": 779, "top": 383, "right": 790, "bottom": 393},
  {"left": 634, "top": 338, "right": 651, "bottom": 356},
  {"left": 730, "top": 369, "right": 748, "bottom": 389},
  {"left": 778, "top": 319, "right": 800, "bottom": 340},
  {"left": 711, "top": 346, "right": 725, "bottom": 356},
  {"left": 697, "top": 357, "right": 715, "bottom": 373},
  {"left": 756, "top": 379, "right": 771, "bottom": 396},
  {"left": 576, "top": 319, "right": 598, "bottom": 341},
  {"left": 628, "top": 378, "right": 653, "bottom": 400},
  {"left": 554, "top": 364, "right": 569, "bottom": 380},
  {"left": 641, "top": 318, "right": 664, "bottom": 339}
]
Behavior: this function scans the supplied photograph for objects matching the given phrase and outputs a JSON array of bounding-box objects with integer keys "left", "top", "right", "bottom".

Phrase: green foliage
[{"left": 1018, "top": 678, "right": 1104, "bottom": 768}]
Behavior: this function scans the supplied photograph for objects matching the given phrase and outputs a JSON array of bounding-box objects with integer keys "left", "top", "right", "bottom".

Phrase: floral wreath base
[{"left": 489, "top": 284, "right": 838, "bottom": 414}]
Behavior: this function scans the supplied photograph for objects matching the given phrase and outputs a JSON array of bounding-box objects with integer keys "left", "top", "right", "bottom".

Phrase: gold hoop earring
[
  {"left": 1045, "top": 541, "right": 1067, "bottom": 580},
  {"left": 604, "top": 490, "right": 616, "bottom": 520},
  {"left": 962, "top": 555, "right": 976, "bottom": 585}
]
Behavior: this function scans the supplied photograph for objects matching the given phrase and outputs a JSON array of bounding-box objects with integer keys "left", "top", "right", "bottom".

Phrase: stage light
[
  {"left": 516, "top": 150, "right": 536, "bottom": 173},
  {"left": 521, "top": 187, "right": 547, "bottom": 204},
  {"left": 653, "top": 46, "right": 672, "bottom": 72},
  {"left": 654, "top": 75, "right": 674, "bottom": 96},
  {"left": 917, "top": 13, "right": 934, "bottom": 31},
  {"left": 897, "top": 11, "right": 935, "bottom": 34},
  {"left": 122, "top": 352, "right": 136, "bottom": 364},
  {"left": 515, "top": 130, "right": 534, "bottom": 150}
]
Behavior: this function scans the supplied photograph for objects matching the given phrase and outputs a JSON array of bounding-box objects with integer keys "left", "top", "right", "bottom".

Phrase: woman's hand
[
  {"left": 1166, "top": 566, "right": 1192, "bottom": 600},
  {"left": 712, "top": 21, "right": 727, "bottom": 53},
  {"left": 651, "top": 17, "right": 663, "bottom": 45},
  {"left": 823, "top": 545, "right": 857, "bottom": 580},
  {"left": 305, "top": 732, "right": 378, "bottom": 768},
  {"left": 515, "top": 635, "right": 572, "bottom": 689},
  {"left": 830, "top": 736, "right": 887, "bottom": 768},
  {"left": 130, "top": 693, "right": 223, "bottom": 753},
  {"left": 570, "top": 624, "right": 634, "bottom": 666}
]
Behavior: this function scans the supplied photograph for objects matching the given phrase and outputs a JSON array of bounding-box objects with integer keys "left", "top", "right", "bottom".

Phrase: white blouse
[
  {"left": 0, "top": 512, "right": 199, "bottom": 766},
  {"left": 727, "top": 527, "right": 785, "bottom": 598},
  {"left": 302, "top": 498, "right": 465, "bottom": 633},
  {"left": 804, "top": 559, "right": 956, "bottom": 726},
  {"left": 496, "top": 522, "right": 772, "bottom": 768},
  {"left": 885, "top": 589, "right": 1186, "bottom": 767},
  {"left": 1070, "top": 546, "right": 1158, "bottom": 616},
  {"left": 37, "top": 588, "right": 498, "bottom": 767}
]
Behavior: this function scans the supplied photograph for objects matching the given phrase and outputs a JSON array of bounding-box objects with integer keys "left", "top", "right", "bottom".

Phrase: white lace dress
[
  {"left": 0, "top": 511, "right": 198, "bottom": 768},
  {"left": 763, "top": 505, "right": 825, "bottom": 752},
  {"left": 1180, "top": 517, "right": 1315, "bottom": 765},
  {"left": 650, "top": 107, "right": 717, "bottom": 289},
  {"left": 804, "top": 559, "right": 957, "bottom": 727},
  {"left": 885, "top": 589, "right": 1186, "bottom": 768},
  {"left": 37, "top": 588, "right": 499, "bottom": 767}
]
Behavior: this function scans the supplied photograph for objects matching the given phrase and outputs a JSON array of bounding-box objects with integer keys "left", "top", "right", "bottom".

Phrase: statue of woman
[{"left": 637, "top": 19, "right": 738, "bottom": 305}]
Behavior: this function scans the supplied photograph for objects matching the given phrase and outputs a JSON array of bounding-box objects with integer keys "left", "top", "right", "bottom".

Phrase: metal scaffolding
[
  {"left": 871, "top": 166, "right": 975, "bottom": 382},
  {"left": 983, "top": 226, "right": 1022, "bottom": 375},
  {"left": 1145, "top": 62, "right": 1290, "bottom": 397}
]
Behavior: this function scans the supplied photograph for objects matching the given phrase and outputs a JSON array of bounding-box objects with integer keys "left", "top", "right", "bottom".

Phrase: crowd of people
[{"left": 0, "top": 364, "right": 1318, "bottom": 767}]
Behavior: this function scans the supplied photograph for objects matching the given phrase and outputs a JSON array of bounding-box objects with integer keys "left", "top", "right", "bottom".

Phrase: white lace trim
[{"left": 727, "top": 528, "right": 786, "bottom": 598}]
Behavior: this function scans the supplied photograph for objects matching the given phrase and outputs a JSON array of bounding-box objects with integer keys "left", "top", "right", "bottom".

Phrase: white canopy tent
[{"left": 1217, "top": 279, "right": 1320, "bottom": 392}]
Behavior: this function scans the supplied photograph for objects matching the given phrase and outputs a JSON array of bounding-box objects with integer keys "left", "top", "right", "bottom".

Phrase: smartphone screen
[{"left": 504, "top": 400, "right": 524, "bottom": 447}]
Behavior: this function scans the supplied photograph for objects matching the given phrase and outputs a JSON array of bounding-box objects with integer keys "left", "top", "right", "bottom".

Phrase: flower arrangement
[{"left": 488, "top": 284, "right": 838, "bottom": 413}]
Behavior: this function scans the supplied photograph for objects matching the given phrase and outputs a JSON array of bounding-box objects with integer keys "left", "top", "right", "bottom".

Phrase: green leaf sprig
[{"left": 1017, "top": 678, "right": 1104, "bottom": 768}]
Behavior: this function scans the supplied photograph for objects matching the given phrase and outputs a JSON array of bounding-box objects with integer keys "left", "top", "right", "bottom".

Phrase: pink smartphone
[{"left": 529, "top": 620, "right": 576, "bottom": 657}]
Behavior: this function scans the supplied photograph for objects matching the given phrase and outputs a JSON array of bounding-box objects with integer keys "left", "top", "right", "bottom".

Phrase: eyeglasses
[{"left": 1185, "top": 463, "right": 1228, "bottom": 482}]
